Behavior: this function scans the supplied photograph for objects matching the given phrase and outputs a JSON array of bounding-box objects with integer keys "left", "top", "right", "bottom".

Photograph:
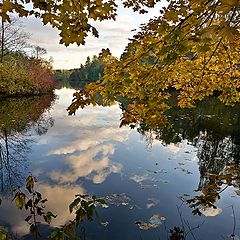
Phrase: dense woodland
[{"left": 55, "top": 55, "right": 104, "bottom": 84}]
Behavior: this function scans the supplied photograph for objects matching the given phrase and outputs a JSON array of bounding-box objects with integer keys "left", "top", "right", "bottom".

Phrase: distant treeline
[{"left": 55, "top": 55, "right": 104, "bottom": 84}]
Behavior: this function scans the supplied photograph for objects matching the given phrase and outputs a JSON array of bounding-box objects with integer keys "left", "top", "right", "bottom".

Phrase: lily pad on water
[{"left": 135, "top": 214, "right": 166, "bottom": 230}]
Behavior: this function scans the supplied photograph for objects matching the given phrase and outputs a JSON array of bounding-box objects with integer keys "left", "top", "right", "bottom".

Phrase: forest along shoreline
[
  {"left": 0, "top": 19, "right": 56, "bottom": 99},
  {"left": 0, "top": 51, "right": 56, "bottom": 98}
]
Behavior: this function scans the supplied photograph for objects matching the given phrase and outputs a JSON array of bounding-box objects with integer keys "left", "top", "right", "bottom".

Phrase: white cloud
[
  {"left": 50, "top": 144, "right": 122, "bottom": 184},
  {"left": 21, "top": 14, "right": 134, "bottom": 69},
  {"left": 20, "top": 1, "right": 168, "bottom": 69}
]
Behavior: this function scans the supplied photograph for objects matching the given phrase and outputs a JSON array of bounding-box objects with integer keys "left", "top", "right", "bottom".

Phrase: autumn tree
[
  {"left": 66, "top": 0, "right": 240, "bottom": 128},
  {"left": 1, "top": 0, "right": 240, "bottom": 124}
]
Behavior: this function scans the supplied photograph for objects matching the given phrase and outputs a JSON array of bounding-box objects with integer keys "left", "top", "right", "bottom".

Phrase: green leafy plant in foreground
[
  {"left": 0, "top": 176, "right": 107, "bottom": 239},
  {"left": 50, "top": 195, "right": 107, "bottom": 240},
  {"left": 12, "top": 175, "right": 57, "bottom": 238}
]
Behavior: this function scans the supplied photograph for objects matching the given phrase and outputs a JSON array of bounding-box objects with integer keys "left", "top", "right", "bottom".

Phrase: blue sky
[{"left": 22, "top": 1, "right": 167, "bottom": 70}]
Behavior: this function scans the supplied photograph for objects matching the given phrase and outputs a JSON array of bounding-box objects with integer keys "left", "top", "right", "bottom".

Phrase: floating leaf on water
[
  {"left": 146, "top": 198, "right": 160, "bottom": 209},
  {"left": 105, "top": 193, "right": 135, "bottom": 209},
  {"left": 148, "top": 169, "right": 167, "bottom": 174},
  {"left": 178, "top": 162, "right": 185, "bottom": 166},
  {"left": 199, "top": 207, "right": 222, "bottom": 217},
  {"left": 130, "top": 174, "right": 150, "bottom": 183},
  {"left": 174, "top": 167, "right": 192, "bottom": 175},
  {"left": 157, "top": 178, "right": 169, "bottom": 184},
  {"left": 149, "top": 214, "right": 166, "bottom": 224},
  {"left": 135, "top": 214, "right": 166, "bottom": 230},
  {"left": 135, "top": 222, "right": 158, "bottom": 230}
]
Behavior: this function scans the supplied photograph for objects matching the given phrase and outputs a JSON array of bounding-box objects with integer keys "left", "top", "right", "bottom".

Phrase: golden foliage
[{"left": 67, "top": 0, "right": 240, "bottom": 128}]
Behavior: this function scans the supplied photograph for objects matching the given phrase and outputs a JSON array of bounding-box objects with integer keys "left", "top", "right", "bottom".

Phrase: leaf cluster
[
  {"left": 50, "top": 195, "right": 107, "bottom": 239},
  {"left": 12, "top": 175, "right": 57, "bottom": 238},
  {"left": 68, "top": 0, "right": 240, "bottom": 129},
  {"left": 0, "top": 175, "right": 107, "bottom": 239},
  {"left": 1, "top": 0, "right": 119, "bottom": 45}
]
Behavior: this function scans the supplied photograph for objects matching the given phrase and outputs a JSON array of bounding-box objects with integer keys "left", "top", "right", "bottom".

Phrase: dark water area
[{"left": 1, "top": 88, "right": 240, "bottom": 239}]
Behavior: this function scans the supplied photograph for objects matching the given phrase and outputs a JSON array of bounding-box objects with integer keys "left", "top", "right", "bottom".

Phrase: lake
[{"left": 0, "top": 87, "right": 240, "bottom": 240}]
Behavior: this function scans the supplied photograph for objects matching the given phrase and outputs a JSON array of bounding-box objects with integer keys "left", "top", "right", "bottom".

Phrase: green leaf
[
  {"left": 25, "top": 215, "right": 32, "bottom": 222},
  {"left": 14, "top": 193, "right": 26, "bottom": 210},
  {"left": 43, "top": 211, "right": 57, "bottom": 224},
  {"left": 26, "top": 175, "right": 34, "bottom": 193},
  {"left": 69, "top": 197, "right": 80, "bottom": 213}
]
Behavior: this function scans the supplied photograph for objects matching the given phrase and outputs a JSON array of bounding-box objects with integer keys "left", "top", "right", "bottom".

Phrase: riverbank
[{"left": 0, "top": 90, "right": 56, "bottom": 99}]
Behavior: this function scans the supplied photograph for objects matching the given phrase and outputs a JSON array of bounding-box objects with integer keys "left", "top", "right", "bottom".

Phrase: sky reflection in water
[{"left": 0, "top": 88, "right": 240, "bottom": 239}]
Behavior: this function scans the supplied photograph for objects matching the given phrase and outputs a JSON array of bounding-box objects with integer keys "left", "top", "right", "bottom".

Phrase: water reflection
[
  {"left": 0, "top": 129, "right": 30, "bottom": 193},
  {"left": 0, "top": 95, "right": 55, "bottom": 194},
  {"left": 1, "top": 89, "right": 240, "bottom": 239},
  {"left": 137, "top": 98, "right": 240, "bottom": 216},
  {"left": 47, "top": 93, "right": 128, "bottom": 185}
]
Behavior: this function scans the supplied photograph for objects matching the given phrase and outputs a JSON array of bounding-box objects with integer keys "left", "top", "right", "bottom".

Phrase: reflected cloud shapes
[
  {"left": 37, "top": 184, "right": 85, "bottom": 226},
  {"left": 50, "top": 144, "right": 122, "bottom": 184},
  {"left": 45, "top": 88, "right": 129, "bottom": 185}
]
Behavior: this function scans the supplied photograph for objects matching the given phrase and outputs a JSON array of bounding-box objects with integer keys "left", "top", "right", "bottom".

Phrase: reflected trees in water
[
  {"left": 68, "top": 88, "right": 240, "bottom": 216},
  {"left": 0, "top": 129, "right": 31, "bottom": 193},
  {"left": 0, "top": 94, "right": 56, "bottom": 194},
  {"left": 118, "top": 96, "right": 240, "bottom": 215}
]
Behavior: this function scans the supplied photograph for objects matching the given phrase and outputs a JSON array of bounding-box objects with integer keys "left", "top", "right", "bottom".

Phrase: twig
[
  {"left": 184, "top": 219, "right": 198, "bottom": 240},
  {"left": 185, "top": 220, "right": 205, "bottom": 238},
  {"left": 176, "top": 204, "right": 186, "bottom": 238},
  {"left": 231, "top": 205, "right": 236, "bottom": 238}
]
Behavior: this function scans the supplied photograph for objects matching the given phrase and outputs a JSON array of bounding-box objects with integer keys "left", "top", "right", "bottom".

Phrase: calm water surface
[{"left": 1, "top": 87, "right": 240, "bottom": 239}]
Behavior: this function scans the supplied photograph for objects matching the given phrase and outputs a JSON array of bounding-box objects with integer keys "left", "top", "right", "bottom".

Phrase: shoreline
[{"left": 0, "top": 90, "right": 55, "bottom": 100}]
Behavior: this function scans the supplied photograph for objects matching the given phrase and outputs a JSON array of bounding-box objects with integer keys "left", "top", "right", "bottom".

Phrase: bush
[{"left": 0, "top": 53, "right": 56, "bottom": 96}]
